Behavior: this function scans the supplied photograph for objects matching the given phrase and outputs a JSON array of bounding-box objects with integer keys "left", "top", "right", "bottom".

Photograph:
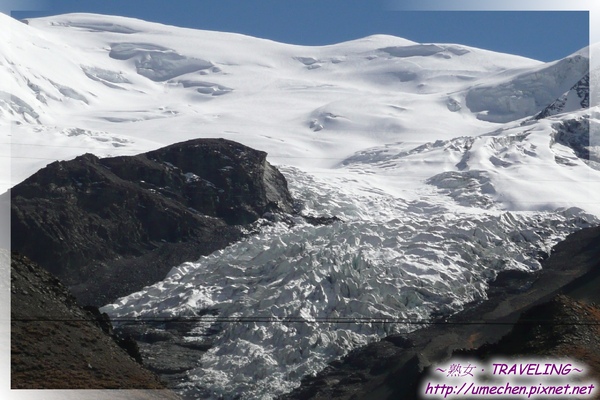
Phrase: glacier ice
[
  {"left": 109, "top": 43, "right": 214, "bottom": 81},
  {"left": 102, "top": 166, "right": 597, "bottom": 399}
]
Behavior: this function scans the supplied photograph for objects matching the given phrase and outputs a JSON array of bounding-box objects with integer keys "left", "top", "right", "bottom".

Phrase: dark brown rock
[{"left": 4, "top": 138, "right": 294, "bottom": 306}]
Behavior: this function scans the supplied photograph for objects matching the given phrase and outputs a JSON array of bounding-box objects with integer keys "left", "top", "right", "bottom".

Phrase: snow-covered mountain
[{"left": 2, "top": 12, "right": 599, "bottom": 399}]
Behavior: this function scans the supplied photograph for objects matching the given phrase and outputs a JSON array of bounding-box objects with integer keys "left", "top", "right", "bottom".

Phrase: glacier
[
  {"left": 102, "top": 166, "right": 597, "bottom": 399},
  {"left": 2, "top": 11, "right": 599, "bottom": 399}
]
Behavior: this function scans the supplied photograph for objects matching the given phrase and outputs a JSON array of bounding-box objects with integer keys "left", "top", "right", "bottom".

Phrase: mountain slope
[{"left": 11, "top": 251, "right": 179, "bottom": 397}]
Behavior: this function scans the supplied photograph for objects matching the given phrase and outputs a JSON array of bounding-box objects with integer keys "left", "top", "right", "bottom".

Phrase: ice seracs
[{"left": 103, "top": 167, "right": 598, "bottom": 399}]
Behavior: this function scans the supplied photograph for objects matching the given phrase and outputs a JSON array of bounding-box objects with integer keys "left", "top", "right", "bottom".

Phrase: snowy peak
[
  {"left": 1, "top": 11, "right": 595, "bottom": 208},
  {"left": 1, "top": 12, "right": 549, "bottom": 123},
  {"left": 2, "top": 12, "right": 585, "bottom": 133}
]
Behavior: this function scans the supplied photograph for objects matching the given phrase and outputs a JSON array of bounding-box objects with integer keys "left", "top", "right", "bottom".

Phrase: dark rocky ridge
[
  {"left": 535, "top": 73, "right": 589, "bottom": 120},
  {"left": 10, "top": 251, "right": 180, "bottom": 397},
  {"left": 282, "top": 225, "right": 600, "bottom": 400},
  {"left": 551, "top": 116, "right": 600, "bottom": 171},
  {"left": 4, "top": 138, "right": 294, "bottom": 306},
  {"left": 456, "top": 294, "right": 600, "bottom": 382}
]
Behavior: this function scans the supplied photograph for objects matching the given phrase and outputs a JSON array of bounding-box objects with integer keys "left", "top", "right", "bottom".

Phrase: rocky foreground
[{"left": 10, "top": 251, "right": 179, "bottom": 398}]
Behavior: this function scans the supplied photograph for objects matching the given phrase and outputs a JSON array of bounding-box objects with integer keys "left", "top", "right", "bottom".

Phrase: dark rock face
[
  {"left": 535, "top": 74, "right": 589, "bottom": 120},
  {"left": 10, "top": 251, "right": 180, "bottom": 397},
  {"left": 282, "top": 226, "right": 600, "bottom": 400},
  {"left": 550, "top": 116, "right": 600, "bottom": 170},
  {"left": 462, "top": 295, "right": 600, "bottom": 372},
  {"left": 5, "top": 138, "right": 294, "bottom": 306}
]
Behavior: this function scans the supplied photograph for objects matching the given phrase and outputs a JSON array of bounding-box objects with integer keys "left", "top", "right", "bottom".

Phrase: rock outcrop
[
  {"left": 458, "top": 294, "right": 600, "bottom": 381},
  {"left": 535, "top": 73, "right": 589, "bottom": 120},
  {"left": 4, "top": 138, "right": 294, "bottom": 306}
]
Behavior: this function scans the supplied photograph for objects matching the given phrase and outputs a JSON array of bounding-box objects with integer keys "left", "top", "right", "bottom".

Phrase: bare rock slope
[{"left": 10, "top": 251, "right": 179, "bottom": 397}]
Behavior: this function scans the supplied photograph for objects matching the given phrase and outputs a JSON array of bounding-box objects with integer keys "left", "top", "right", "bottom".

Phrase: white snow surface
[{"left": 3, "top": 12, "right": 600, "bottom": 399}]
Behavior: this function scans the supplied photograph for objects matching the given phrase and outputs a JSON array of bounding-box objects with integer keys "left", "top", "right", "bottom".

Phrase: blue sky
[{"left": 9, "top": 1, "right": 590, "bottom": 62}]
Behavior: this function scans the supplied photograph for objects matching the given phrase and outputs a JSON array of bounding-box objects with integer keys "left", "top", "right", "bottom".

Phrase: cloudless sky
[{"left": 10, "top": 0, "right": 589, "bottom": 62}]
